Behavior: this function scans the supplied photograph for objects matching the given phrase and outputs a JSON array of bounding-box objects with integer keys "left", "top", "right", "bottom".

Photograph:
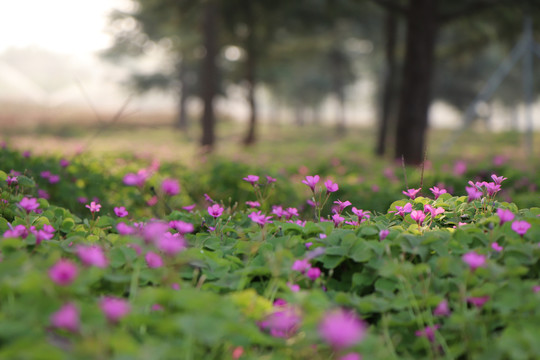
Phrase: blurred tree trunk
[
  {"left": 243, "top": 3, "right": 258, "bottom": 146},
  {"left": 175, "top": 61, "right": 189, "bottom": 131},
  {"left": 330, "top": 48, "right": 347, "bottom": 135},
  {"left": 200, "top": 0, "right": 218, "bottom": 150},
  {"left": 394, "top": 0, "right": 437, "bottom": 165},
  {"left": 375, "top": 11, "right": 398, "bottom": 156}
]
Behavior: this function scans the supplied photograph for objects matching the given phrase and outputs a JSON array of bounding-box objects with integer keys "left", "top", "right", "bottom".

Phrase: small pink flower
[
  {"left": 453, "top": 160, "right": 467, "bottom": 176},
  {"left": 533, "top": 286, "right": 540, "bottom": 293},
  {"left": 208, "top": 204, "right": 224, "bottom": 218},
  {"left": 496, "top": 208, "right": 514, "bottom": 225},
  {"left": 319, "top": 309, "right": 367, "bottom": 350},
  {"left": 485, "top": 182, "right": 501, "bottom": 196},
  {"left": 161, "top": 178, "right": 180, "bottom": 196},
  {"left": 50, "top": 303, "right": 79, "bottom": 333},
  {"left": 171, "top": 283, "right": 180, "bottom": 290},
  {"left": 429, "top": 186, "right": 447, "bottom": 199},
  {"left": 19, "top": 197, "right": 40, "bottom": 213},
  {"left": 433, "top": 299, "right": 450, "bottom": 316},
  {"left": 306, "top": 267, "right": 321, "bottom": 280},
  {"left": 60, "top": 158, "right": 70, "bottom": 168},
  {"left": 48, "top": 174, "right": 60, "bottom": 184},
  {"left": 49, "top": 259, "right": 78, "bottom": 286},
  {"left": 3, "top": 224, "right": 28, "bottom": 239},
  {"left": 393, "top": 203, "right": 412, "bottom": 217},
  {"left": 155, "top": 233, "right": 186, "bottom": 255},
  {"left": 491, "top": 174, "right": 507, "bottom": 185},
  {"left": 76, "top": 245, "right": 108, "bottom": 268},
  {"left": 243, "top": 175, "right": 259, "bottom": 185},
  {"left": 6, "top": 176, "right": 18, "bottom": 186},
  {"left": 325, "top": 180, "right": 339, "bottom": 193},
  {"left": 511, "top": 220, "right": 531, "bottom": 237},
  {"left": 145, "top": 251, "right": 163, "bottom": 268},
  {"left": 379, "top": 229, "right": 390, "bottom": 241},
  {"left": 259, "top": 305, "right": 301, "bottom": 338},
  {"left": 466, "top": 186, "right": 483, "bottom": 202},
  {"left": 232, "top": 346, "right": 244, "bottom": 360},
  {"left": 147, "top": 196, "right": 158, "bottom": 206},
  {"left": 40, "top": 171, "right": 51, "bottom": 179},
  {"left": 245, "top": 201, "right": 260, "bottom": 208},
  {"left": 287, "top": 282, "right": 300, "bottom": 292},
  {"left": 334, "top": 200, "right": 352, "bottom": 213},
  {"left": 351, "top": 207, "right": 368, "bottom": 221},
  {"left": 305, "top": 242, "right": 313, "bottom": 249},
  {"left": 248, "top": 211, "right": 273, "bottom": 227},
  {"left": 291, "top": 259, "right": 311, "bottom": 273},
  {"left": 402, "top": 188, "right": 421, "bottom": 199},
  {"left": 151, "top": 304, "right": 163, "bottom": 311},
  {"left": 169, "top": 220, "right": 194, "bottom": 234},
  {"left": 302, "top": 175, "right": 320, "bottom": 192},
  {"left": 462, "top": 251, "right": 486, "bottom": 271},
  {"left": 182, "top": 204, "right": 196, "bottom": 212},
  {"left": 339, "top": 353, "right": 363, "bottom": 360},
  {"left": 114, "top": 206, "right": 128, "bottom": 218},
  {"left": 100, "top": 296, "right": 131, "bottom": 322},
  {"left": 332, "top": 213, "right": 345, "bottom": 227},
  {"left": 410, "top": 210, "right": 426, "bottom": 226},
  {"left": 117, "top": 222, "right": 135, "bottom": 235},
  {"left": 467, "top": 296, "right": 489, "bottom": 308},
  {"left": 415, "top": 325, "right": 440, "bottom": 342},
  {"left": 491, "top": 242, "right": 503, "bottom": 252},
  {"left": 85, "top": 201, "right": 101, "bottom": 213},
  {"left": 266, "top": 175, "right": 277, "bottom": 184}
]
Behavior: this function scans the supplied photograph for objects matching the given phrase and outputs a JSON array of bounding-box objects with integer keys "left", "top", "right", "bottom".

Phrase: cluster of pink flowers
[
  {"left": 40, "top": 171, "right": 60, "bottom": 184},
  {"left": 291, "top": 258, "right": 322, "bottom": 281}
]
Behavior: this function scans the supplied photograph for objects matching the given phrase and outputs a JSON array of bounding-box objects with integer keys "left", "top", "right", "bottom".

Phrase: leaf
[
  {"left": 350, "top": 240, "right": 374, "bottom": 263},
  {"left": 15, "top": 175, "right": 35, "bottom": 188}
]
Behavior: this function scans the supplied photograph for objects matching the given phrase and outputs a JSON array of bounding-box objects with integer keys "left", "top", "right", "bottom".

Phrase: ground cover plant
[{"left": 1, "top": 143, "right": 540, "bottom": 359}]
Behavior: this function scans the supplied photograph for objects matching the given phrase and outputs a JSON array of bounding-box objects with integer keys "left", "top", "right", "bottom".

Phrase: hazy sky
[{"left": 0, "top": 0, "right": 131, "bottom": 56}]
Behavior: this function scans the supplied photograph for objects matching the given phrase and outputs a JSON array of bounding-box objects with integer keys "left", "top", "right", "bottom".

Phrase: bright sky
[{"left": 0, "top": 0, "right": 131, "bottom": 56}]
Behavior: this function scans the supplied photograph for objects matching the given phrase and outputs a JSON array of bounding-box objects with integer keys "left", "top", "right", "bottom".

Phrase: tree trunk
[
  {"left": 200, "top": 0, "right": 218, "bottom": 150},
  {"left": 175, "top": 60, "right": 188, "bottom": 131},
  {"left": 375, "top": 11, "right": 398, "bottom": 156},
  {"left": 330, "top": 48, "right": 347, "bottom": 134},
  {"left": 394, "top": 0, "right": 438, "bottom": 165},
  {"left": 243, "top": 4, "right": 257, "bottom": 146}
]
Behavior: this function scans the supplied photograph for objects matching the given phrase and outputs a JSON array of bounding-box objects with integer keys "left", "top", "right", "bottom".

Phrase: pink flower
[
  {"left": 485, "top": 182, "right": 501, "bottom": 197},
  {"left": 491, "top": 242, "right": 503, "bottom": 252},
  {"left": 3, "top": 224, "right": 28, "bottom": 239},
  {"left": 208, "top": 204, "right": 224, "bottom": 218},
  {"left": 123, "top": 171, "right": 148, "bottom": 187},
  {"left": 142, "top": 221, "right": 169, "bottom": 243},
  {"left": 306, "top": 267, "right": 321, "bottom": 280},
  {"left": 242, "top": 175, "right": 259, "bottom": 185},
  {"left": 415, "top": 325, "right": 440, "bottom": 342},
  {"left": 100, "top": 297, "right": 131, "bottom": 322},
  {"left": 291, "top": 259, "right": 311, "bottom": 273},
  {"left": 232, "top": 346, "right": 244, "bottom": 360},
  {"left": 334, "top": 200, "right": 352, "bottom": 213},
  {"left": 319, "top": 309, "right": 367, "bottom": 349},
  {"left": 433, "top": 299, "right": 450, "bottom": 317},
  {"left": 114, "top": 206, "right": 128, "bottom": 217},
  {"left": 287, "top": 282, "right": 300, "bottom": 292},
  {"left": 50, "top": 303, "right": 79, "bottom": 333},
  {"left": 285, "top": 207, "right": 299, "bottom": 219},
  {"left": 245, "top": 201, "right": 260, "bottom": 208},
  {"left": 117, "top": 222, "right": 135, "bottom": 235},
  {"left": 40, "top": 171, "right": 51, "bottom": 179},
  {"left": 325, "top": 180, "right": 339, "bottom": 193},
  {"left": 491, "top": 174, "right": 507, "bottom": 185},
  {"left": 410, "top": 210, "right": 426, "bottom": 225},
  {"left": 37, "top": 189, "right": 50, "bottom": 199},
  {"left": 462, "top": 251, "right": 486, "bottom": 271},
  {"left": 379, "top": 229, "right": 390, "bottom": 241},
  {"left": 145, "top": 251, "right": 163, "bottom": 268},
  {"left": 466, "top": 186, "right": 483, "bottom": 202},
  {"left": 169, "top": 220, "right": 194, "bottom": 234},
  {"left": 6, "top": 176, "right": 18, "bottom": 186},
  {"left": 496, "top": 208, "right": 515, "bottom": 225},
  {"left": 49, "top": 174, "right": 60, "bottom": 184},
  {"left": 182, "top": 204, "right": 196, "bottom": 212},
  {"left": 259, "top": 305, "right": 301, "bottom": 338},
  {"left": 339, "top": 353, "right": 363, "bottom": 360},
  {"left": 393, "top": 203, "right": 412, "bottom": 217},
  {"left": 147, "top": 196, "right": 158, "bottom": 206},
  {"left": 85, "top": 201, "right": 101, "bottom": 213},
  {"left": 171, "top": 283, "right": 180, "bottom": 290},
  {"left": 511, "top": 220, "right": 531, "bottom": 237},
  {"left": 533, "top": 286, "right": 540, "bottom": 293},
  {"left": 49, "top": 259, "right": 78, "bottom": 286},
  {"left": 424, "top": 204, "right": 445, "bottom": 218},
  {"left": 429, "top": 186, "right": 447, "bottom": 199},
  {"left": 155, "top": 233, "right": 186, "bottom": 255},
  {"left": 161, "top": 178, "right": 180, "bottom": 196},
  {"left": 60, "top": 158, "right": 70, "bottom": 168},
  {"left": 18, "top": 197, "right": 40, "bottom": 213},
  {"left": 351, "top": 207, "right": 368, "bottom": 221},
  {"left": 266, "top": 175, "right": 277, "bottom": 184},
  {"left": 30, "top": 225, "right": 55, "bottom": 245},
  {"left": 467, "top": 296, "right": 489, "bottom": 308},
  {"left": 402, "top": 188, "right": 421, "bottom": 199},
  {"left": 453, "top": 160, "right": 467, "bottom": 176},
  {"left": 302, "top": 175, "right": 320, "bottom": 192},
  {"left": 331, "top": 213, "right": 345, "bottom": 226},
  {"left": 248, "top": 211, "right": 273, "bottom": 227},
  {"left": 76, "top": 245, "right": 108, "bottom": 268}
]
